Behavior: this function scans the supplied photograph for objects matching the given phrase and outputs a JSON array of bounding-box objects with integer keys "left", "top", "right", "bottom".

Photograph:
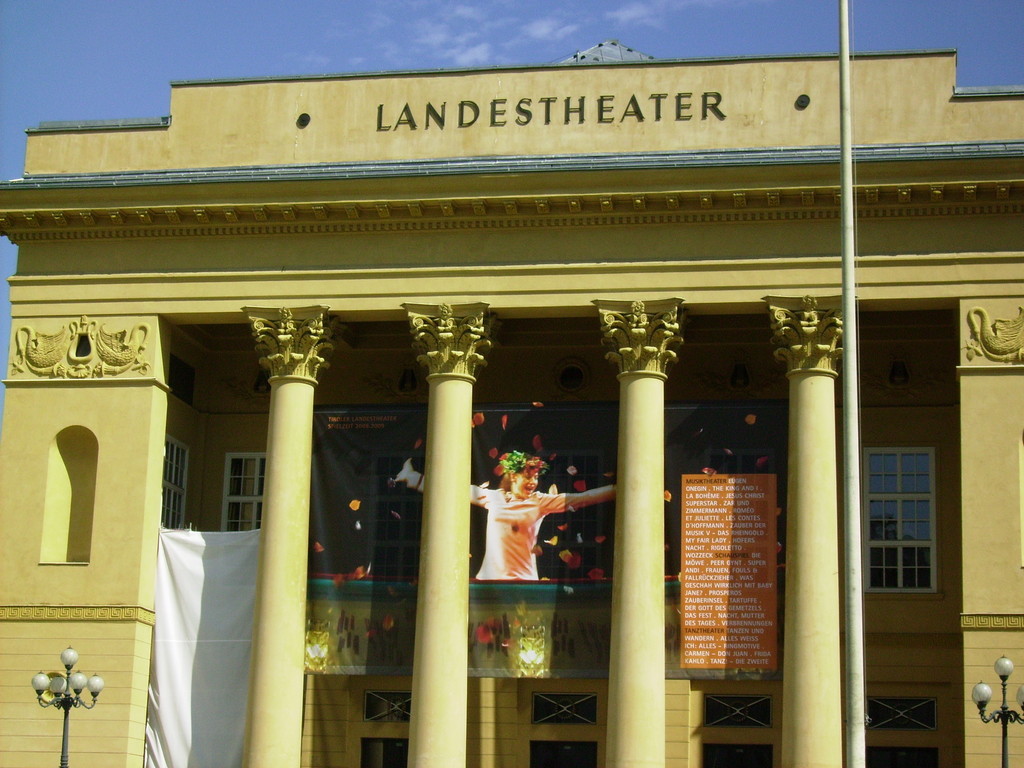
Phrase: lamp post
[
  {"left": 972, "top": 655, "right": 1024, "bottom": 768},
  {"left": 31, "top": 646, "right": 104, "bottom": 768}
]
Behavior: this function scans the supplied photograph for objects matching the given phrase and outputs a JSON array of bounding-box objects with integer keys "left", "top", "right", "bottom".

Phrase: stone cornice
[
  {"left": 0, "top": 604, "right": 156, "bottom": 625},
  {"left": 0, "top": 173, "right": 1015, "bottom": 244},
  {"left": 1, "top": 180, "right": 1020, "bottom": 243}
]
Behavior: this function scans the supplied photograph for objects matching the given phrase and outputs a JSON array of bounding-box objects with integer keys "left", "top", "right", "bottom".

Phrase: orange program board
[{"left": 680, "top": 474, "right": 778, "bottom": 670}]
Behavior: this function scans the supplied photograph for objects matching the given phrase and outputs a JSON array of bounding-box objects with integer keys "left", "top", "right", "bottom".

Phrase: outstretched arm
[
  {"left": 394, "top": 459, "right": 423, "bottom": 492},
  {"left": 563, "top": 484, "right": 615, "bottom": 509},
  {"left": 394, "top": 458, "right": 488, "bottom": 507}
]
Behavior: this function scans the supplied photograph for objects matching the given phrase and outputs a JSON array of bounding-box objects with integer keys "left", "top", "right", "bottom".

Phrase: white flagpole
[{"left": 839, "top": 0, "right": 867, "bottom": 766}]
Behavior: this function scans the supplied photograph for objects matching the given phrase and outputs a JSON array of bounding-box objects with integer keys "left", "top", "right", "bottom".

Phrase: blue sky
[{"left": 1, "top": 0, "right": 1022, "bottom": 420}]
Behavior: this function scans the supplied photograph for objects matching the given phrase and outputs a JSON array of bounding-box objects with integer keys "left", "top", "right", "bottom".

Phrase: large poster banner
[{"left": 306, "top": 401, "right": 786, "bottom": 679}]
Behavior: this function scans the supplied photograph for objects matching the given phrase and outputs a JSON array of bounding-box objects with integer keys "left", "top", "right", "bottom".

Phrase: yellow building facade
[{"left": 1, "top": 49, "right": 1023, "bottom": 768}]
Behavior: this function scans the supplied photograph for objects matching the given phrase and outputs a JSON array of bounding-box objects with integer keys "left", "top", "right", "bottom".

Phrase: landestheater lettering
[{"left": 376, "top": 91, "right": 726, "bottom": 131}]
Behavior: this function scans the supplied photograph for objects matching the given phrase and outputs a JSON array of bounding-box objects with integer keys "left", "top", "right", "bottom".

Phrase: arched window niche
[{"left": 40, "top": 426, "right": 98, "bottom": 563}]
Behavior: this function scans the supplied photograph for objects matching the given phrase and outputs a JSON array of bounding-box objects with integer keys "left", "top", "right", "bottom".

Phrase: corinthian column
[
  {"left": 241, "top": 306, "right": 336, "bottom": 768},
  {"left": 766, "top": 295, "right": 843, "bottom": 768},
  {"left": 403, "top": 302, "right": 491, "bottom": 768},
  {"left": 595, "top": 298, "right": 683, "bottom": 768}
]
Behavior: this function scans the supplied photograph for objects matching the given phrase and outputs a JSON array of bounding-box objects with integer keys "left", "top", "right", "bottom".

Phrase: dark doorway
[
  {"left": 360, "top": 737, "right": 408, "bottom": 768},
  {"left": 530, "top": 740, "right": 598, "bottom": 768},
  {"left": 867, "top": 746, "right": 939, "bottom": 768},
  {"left": 704, "top": 743, "right": 773, "bottom": 768}
]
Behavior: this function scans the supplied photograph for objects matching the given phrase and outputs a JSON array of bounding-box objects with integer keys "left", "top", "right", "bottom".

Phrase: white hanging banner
[{"left": 145, "top": 529, "right": 259, "bottom": 768}]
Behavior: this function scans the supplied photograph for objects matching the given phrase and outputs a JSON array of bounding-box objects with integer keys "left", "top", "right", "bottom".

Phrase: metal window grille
[
  {"left": 867, "top": 697, "right": 937, "bottom": 730},
  {"left": 864, "top": 449, "right": 936, "bottom": 591},
  {"left": 364, "top": 690, "right": 412, "bottom": 722},
  {"left": 532, "top": 692, "right": 598, "bottom": 724},
  {"left": 703, "top": 695, "right": 772, "bottom": 727},
  {"left": 223, "top": 453, "right": 266, "bottom": 531},
  {"left": 161, "top": 437, "right": 188, "bottom": 529}
]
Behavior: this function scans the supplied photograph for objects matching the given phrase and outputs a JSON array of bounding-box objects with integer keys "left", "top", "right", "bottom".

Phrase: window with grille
[
  {"left": 867, "top": 698, "right": 937, "bottom": 730},
  {"left": 703, "top": 695, "right": 772, "bottom": 727},
  {"left": 363, "top": 690, "right": 411, "bottom": 722},
  {"left": 161, "top": 437, "right": 189, "bottom": 529},
  {"left": 223, "top": 454, "right": 266, "bottom": 531},
  {"left": 864, "top": 449, "right": 935, "bottom": 591},
  {"left": 532, "top": 692, "right": 598, "bottom": 724}
]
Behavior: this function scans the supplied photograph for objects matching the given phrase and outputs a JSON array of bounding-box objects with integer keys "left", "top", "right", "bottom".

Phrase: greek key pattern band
[
  {"left": 961, "top": 614, "right": 1024, "bottom": 630},
  {"left": 0, "top": 605, "right": 156, "bottom": 626}
]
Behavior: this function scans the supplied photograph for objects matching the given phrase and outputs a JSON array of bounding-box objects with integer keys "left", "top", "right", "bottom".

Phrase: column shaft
[
  {"left": 781, "top": 371, "right": 842, "bottom": 768},
  {"left": 408, "top": 374, "right": 473, "bottom": 768},
  {"left": 607, "top": 372, "right": 666, "bottom": 768},
  {"left": 243, "top": 376, "right": 316, "bottom": 768}
]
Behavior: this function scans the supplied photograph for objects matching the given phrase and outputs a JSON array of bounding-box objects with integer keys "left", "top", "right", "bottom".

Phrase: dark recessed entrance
[{"left": 530, "top": 740, "right": 598, "bottom": 768}]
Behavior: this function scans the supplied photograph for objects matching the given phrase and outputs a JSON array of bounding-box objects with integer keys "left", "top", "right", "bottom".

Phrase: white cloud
[
  {"left": 451, "top": 42, "right": 493, "bottom": 66},
  {"left": 523, "top": 17, "right": 580, "bottom": 42},
  {"left": 606, "top": 0, "right": 773, "bottom": 27}
]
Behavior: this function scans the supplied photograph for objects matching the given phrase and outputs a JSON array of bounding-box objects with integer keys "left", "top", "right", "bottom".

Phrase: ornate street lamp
[
  {"left": 972, "top": 655, "right": 1024, "bottom": 768},
  {"left": 31, "top": 647, "right": 104, "bottom": 768}
]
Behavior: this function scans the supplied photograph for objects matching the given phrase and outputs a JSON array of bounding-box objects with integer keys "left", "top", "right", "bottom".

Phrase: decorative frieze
[
  {"left": 594, "top": 298, "right": 684, "bottom": 378},
  {"left": 403, "top": 302, "right": 491, "bottom": 379},
  {"left": 767, "top": 295, "right": 843, "bottom": 375},
  {"left": 965, "top": 306, "right": 1024, "bottom": 363},
  {"left": 11, "top": 315, "right": 150, "bottom": 379},
  {"left": 0, "top": 605, "right": 156, "bottom": 625},
  {"left": 244, "top": 306, "right": 337, "bottom": 382},
  {"left": 2, "top": 181, "right": 1019, "bottom": 244},
  {"left": 961, "top": 614, "right": 1024, "bottom": 630}
]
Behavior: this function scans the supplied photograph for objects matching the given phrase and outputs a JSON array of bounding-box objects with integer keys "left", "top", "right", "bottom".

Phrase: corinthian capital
[
  {"left": 403, "top": 302, "right": 491, "bottom": 379},
  {"left": 766, "top": 295, "right": 843, "bottom": 375},
  {"left": 244, "top": 306, "right": 337, "bottom": 382},
  {"left": 594, "top": 298, "right": 684, "bottom": 378}
]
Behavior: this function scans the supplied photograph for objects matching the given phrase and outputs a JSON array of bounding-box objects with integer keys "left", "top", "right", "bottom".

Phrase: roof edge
[
  {"left": 166, "top": 49, "right": 959, "bottom": 88},
  {"left": 3, "top": 141, "right": 1021, "bottom": 191}
]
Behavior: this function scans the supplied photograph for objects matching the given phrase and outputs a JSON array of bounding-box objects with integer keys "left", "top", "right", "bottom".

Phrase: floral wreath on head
[{"left": 498, "top": 450, "right": 549, "bottom": 476}]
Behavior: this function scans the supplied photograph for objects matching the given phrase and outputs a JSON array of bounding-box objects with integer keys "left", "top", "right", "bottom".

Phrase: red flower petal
[
  {"left": 745, "top": 414, "right": 757, "bottom": 425},
  {"left": 701, "top": 467, "right": 716, "bottom": 476},
  {"left": 756, "top": 455, "right": 770, "bottom": 468},
  {"left": 501, "top": 414, "right": 509, "bottom": 430},
  {"left": 573, "top": 479, "right": 587, "bottom": 492},
  {"left": 532, "top": 434, "right": 544, "bottom": 452},
  {"left": 313, "top": 541, "right": 325, "bottom": 553},
  {"left": 414, "top": 437, "right": 424, "bottom": 449},
  {"left": 588, "top": 568, "right": 605, "bottom": 580},
  {"left": 556, "top": 523, "right": 569, "bottom": 531},
  {"left": 488, "top": 447, "right": 499, "bottom": 458},
  {"left": 476, "top": 624, "right": 494, "bottom": 644},
  {"left": 472, "top": 412, "right": 485, "bottom": 426},
  {"left": 663, "top": 490, "right": 673, "bottom": 502},
  {"left": 532, "top": 401, "right": 545, "bottom": 407},
  {"left": 594, "top": 535, "right": 607, "bottom": 544},
  {"left": 493, "top": 464, "right": 505, "bottom": 476}
]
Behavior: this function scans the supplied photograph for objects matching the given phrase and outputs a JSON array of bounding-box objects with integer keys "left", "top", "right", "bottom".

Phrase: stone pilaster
[
  {"left": 766, "top": 295, "right": 844, "bottom": 768},
  {"left": 596, "top": 298, "right": 683, "bottom": 768},
  {"left": 241, "top": 306, "right": 336, "bottom": 768},
  {"left": 403, "top": 302, "right": 491, "bottom": 768}
]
